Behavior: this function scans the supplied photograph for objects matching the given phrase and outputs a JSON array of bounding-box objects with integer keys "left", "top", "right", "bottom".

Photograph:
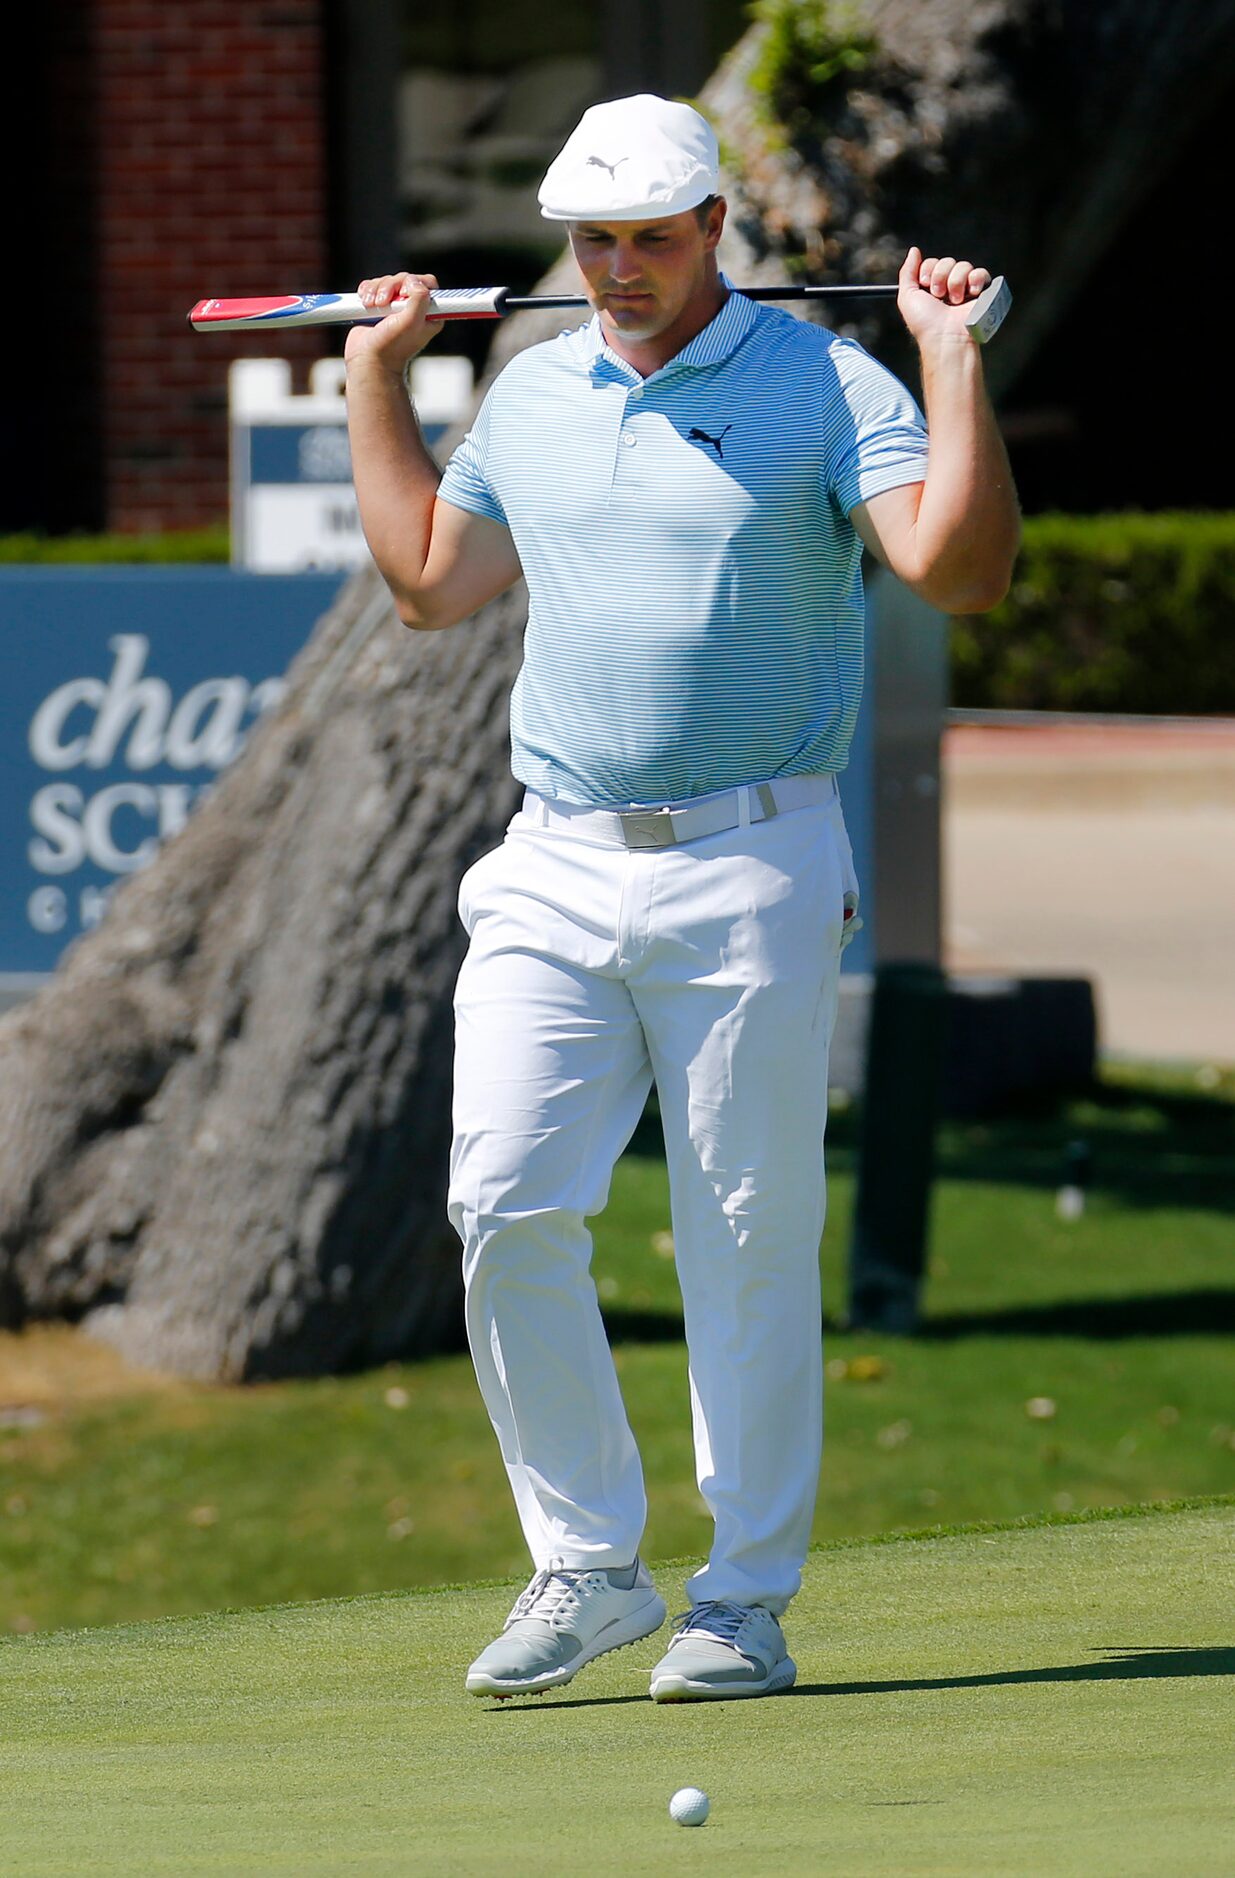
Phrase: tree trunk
[
  {"left": 0, "top": 572, "right": 528, "bottom": 1377},
  {"left": 3, "top": 0, "right": 1234, "bottom": 1378}
]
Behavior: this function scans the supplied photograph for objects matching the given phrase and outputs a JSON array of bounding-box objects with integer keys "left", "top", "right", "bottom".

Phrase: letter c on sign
[
  {"left": 82, "top": 784, "right": 160, "bottom": 873},
  {"left": 29, "top": 677, "right": 107, "bottom": 770}
]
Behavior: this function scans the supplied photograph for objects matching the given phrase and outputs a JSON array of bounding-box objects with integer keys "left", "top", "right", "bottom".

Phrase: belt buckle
[{"left": 620, "top": 807, "right": 677, "bottom": 849}]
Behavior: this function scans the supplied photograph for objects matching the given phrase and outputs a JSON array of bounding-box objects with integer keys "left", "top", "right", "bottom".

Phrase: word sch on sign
[{"left": 26, "top": 635, "right": 286, "bottom": 919}]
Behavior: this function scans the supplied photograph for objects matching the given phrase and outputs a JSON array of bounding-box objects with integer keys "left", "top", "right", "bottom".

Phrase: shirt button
[
  {"left": 621, "top": 431, "right": 636, "bottom": 446},
  {"left": 628, "top": 387, "right": 643, "bottom": 401}
]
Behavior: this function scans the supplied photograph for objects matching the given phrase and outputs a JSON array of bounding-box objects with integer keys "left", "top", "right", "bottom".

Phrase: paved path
[{"left": 943, "top": 720, "right": 1235, "bottom": 1066}]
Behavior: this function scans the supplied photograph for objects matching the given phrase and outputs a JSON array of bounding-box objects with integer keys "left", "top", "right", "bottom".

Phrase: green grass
[
  {"left": 1, "top": 1500, "right": 1232, "bottom": 1875},
  {"left": 2, "top": 1066, "right": 1232, "bottom": 1636}
]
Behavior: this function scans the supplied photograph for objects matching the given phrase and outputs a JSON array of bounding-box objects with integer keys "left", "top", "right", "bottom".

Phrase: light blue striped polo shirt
[{"left": 437, "top": 284, "right": 929, "bottom": 805}]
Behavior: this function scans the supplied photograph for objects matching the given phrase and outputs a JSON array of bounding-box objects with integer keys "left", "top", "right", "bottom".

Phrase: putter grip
[{"left": 188, "top": 288, "right": 511, "bottom": 331}]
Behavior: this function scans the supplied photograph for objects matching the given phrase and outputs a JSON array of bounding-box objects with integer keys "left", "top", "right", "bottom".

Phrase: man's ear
[{"left": 705, "top": 197, "right": 727, "bottom": 250}]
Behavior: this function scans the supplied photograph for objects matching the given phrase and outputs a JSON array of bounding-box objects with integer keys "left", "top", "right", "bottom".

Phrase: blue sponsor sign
[{"left": 0, "top": 567, "right": 346, "bottom": 974}]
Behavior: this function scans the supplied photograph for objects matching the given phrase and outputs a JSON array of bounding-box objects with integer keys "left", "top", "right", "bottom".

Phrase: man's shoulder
[
  {"left": 486, "top": 323, "right": 595, "bottom": 399},
  {"left": 744, "top": 302, "right": 876, "bottom": 376}
]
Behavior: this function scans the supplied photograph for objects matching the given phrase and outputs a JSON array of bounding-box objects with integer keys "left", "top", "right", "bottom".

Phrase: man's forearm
[
  {"left": 912, "top": 334, "right": 1021, "bottom": 613},
  {"left": 345, "top": 353, "right": 442, "bottom": 609}
]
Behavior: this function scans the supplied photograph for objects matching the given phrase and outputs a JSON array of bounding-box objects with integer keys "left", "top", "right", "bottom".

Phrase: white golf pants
[{"left": 447, "top": 779, "right": 858, "bottom": 1614}]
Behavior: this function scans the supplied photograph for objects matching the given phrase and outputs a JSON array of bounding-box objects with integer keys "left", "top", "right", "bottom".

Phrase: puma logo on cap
[{"left": 540, "top": 96, "right": 719, "bottom": 223}]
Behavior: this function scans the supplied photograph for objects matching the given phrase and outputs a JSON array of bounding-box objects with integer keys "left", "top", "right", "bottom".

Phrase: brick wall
[{"left": 96, "top": 0, "right": 331, "bottom": 531}]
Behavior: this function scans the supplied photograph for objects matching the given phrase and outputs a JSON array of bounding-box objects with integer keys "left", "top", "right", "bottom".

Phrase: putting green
[{"left": 2, "top": 1501, "right": 1231, "bottom": 1875}]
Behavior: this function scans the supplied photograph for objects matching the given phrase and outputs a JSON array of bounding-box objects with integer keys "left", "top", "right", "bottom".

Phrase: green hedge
[
  {"left": 951, "top": 512, "right": 1235, "bottom": 715},
  {"left": 0, "top": 528, "right": 229, "bottom": 564}
]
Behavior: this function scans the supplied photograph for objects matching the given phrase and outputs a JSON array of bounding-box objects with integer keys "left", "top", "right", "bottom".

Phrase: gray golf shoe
[
  {"left": 649, "top": 1599, "right": 797, "bottom": 1701},
  {"left": 466, "top": 1558, "right": 666, "bottom": 1698}
]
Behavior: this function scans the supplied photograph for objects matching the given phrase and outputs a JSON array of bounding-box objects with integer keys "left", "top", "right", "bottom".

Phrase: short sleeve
[
  {"left": 437, "top": 384, "right": 509, "bottom": 527},
  {"left": 822, "top": 337, "right": 930, "bottom": 518}
]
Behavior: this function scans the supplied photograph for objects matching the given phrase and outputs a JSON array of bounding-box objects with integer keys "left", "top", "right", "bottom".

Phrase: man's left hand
[{"left": 897, "top": 246, "right": 991, "bottom": 346}]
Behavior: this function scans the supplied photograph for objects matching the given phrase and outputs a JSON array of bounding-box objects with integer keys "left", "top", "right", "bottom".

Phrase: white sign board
[{"left": 229, "top": 355, "right": 474, "bottom": 573}]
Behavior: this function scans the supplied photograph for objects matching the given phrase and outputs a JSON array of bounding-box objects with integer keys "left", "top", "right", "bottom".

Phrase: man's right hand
[{"left": 345, "top": 272, "right": 443, "bottom": 373}]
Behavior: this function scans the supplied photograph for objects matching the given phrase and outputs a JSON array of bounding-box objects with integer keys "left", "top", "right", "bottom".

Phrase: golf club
[{"left": 189, "top": 276, "right": 1011, "bottom": 345}]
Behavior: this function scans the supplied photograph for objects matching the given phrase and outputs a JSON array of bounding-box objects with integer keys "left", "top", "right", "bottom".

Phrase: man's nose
[{"left": 610, "top": 243, "right": 641, "bottom": 281}]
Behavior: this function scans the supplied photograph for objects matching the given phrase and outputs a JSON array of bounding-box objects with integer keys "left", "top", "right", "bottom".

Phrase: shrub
[
  {"left": 747, "top": 0, "right": 878, "bottom": 142},
  {"left": 0, "top": 528, "right": 230, "bottom": 564},
  {"left": 950, "top": 513, "right": 1235, "bottom": 715}
]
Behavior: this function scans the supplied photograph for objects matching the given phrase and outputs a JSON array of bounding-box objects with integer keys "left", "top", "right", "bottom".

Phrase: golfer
[{"left": 345, "top": 93, "right": 1020, "bottom": 1702}]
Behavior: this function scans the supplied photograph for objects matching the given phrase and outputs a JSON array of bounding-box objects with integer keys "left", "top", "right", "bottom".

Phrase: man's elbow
[
  {"left": 395, "top": 601, "right": 441, "bottom": 632},
  {"left": 915, "top": 537, "right": 1020, "bottom": 614},
  {"left": 391, "top": 588, "right": 452, "bottom": 632},
  {"left": 943, "top": 565, "right": 1015, "bottom": 614}
]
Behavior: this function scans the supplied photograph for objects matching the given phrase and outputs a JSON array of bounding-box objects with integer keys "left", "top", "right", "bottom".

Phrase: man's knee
[{"left": 452, "top": 1198, "right": 590, "bottom": 1293}]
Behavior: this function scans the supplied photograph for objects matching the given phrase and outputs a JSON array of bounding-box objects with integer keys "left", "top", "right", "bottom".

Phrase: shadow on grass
[
  {"left": 485, "top": 1646, "right": 1235, "bottom": 1713},
  {"left": 603, "top": 1307, "right": 685, "bottom": 1345},
  {"left": 604, "top": 1287, "right": 1235, "bottom": 1346},
  {"left": 917, "top": 1287, "right": 1235, "bottom": 1340},
  {"left": 798, "top": 1643, "right": 1235, "bottom": 1698},
  {"left": 841, "top": 1077, "right": 1235, "bottom": 1215},
  {"left": 627, "top": 1075, "right": 1235, "bottom": 1215},
  {"left": 486, "top": 1691, "right": 650, "bottom": 1712}
]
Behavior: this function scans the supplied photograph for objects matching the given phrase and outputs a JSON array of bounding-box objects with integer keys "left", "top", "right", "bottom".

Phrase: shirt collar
[{"left": 579, "top": 274, "right": 757, "bottom": 382}]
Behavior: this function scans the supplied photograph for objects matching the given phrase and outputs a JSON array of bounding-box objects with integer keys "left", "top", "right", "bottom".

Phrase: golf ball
[{"left": 669, "top": 1786, "right": 710, "bottom": 1827}]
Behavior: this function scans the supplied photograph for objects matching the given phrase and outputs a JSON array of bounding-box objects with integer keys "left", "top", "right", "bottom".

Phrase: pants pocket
[{"left": 840, "top": 887, "right": 863, "bottom": 952}]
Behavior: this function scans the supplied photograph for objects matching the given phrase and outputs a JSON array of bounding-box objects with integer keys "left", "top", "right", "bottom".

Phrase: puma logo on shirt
[{"left": 688, "top": 424, "right": 733, "bottom": 460}]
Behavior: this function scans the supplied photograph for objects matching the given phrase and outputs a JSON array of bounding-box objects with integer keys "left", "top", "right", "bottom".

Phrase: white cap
[{"left": 538, "top": 94, "right": 720, "bottom": 222}]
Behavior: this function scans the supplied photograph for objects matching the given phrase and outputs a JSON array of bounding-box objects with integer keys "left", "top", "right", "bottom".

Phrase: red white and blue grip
[{"left": 189, "top": 288, "right": 510, "bottom": 332}]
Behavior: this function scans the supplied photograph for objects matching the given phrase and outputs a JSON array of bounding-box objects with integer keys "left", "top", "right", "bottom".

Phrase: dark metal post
[
  {"left": 329, "top": 0, "right": 400, "bottom": 288},
  {"left": 847, "top": 962, "right": 948, "bottom": 1333}
]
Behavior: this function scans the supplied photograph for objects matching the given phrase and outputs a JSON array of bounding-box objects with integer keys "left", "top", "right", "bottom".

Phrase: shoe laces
[
  {"left": 507, "top": 1562, "right": 592, "bottom": 1632},
  {"left": 670, "top": 1599, "right": 753, "bottom": 1644}
]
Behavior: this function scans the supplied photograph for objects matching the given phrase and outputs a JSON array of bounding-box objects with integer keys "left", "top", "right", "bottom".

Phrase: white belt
[{"left": 523, "top": 773, "right": 838, "bottom": 850}]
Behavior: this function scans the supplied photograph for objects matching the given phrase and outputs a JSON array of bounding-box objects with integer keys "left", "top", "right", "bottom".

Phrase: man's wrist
[
  {"left": 915, "top": 325, "right": 982, "bottom": 361},
  {"left": 345, "top": 350, "right": 416, "bottom": 392},
  {"left": 915, "top": 327, "right": 986, "bottom": 389}
]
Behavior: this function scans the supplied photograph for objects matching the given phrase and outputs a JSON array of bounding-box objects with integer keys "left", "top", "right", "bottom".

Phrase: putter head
[{"left": 964, "top": 275, "right": 1011, "bottom": 345}]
